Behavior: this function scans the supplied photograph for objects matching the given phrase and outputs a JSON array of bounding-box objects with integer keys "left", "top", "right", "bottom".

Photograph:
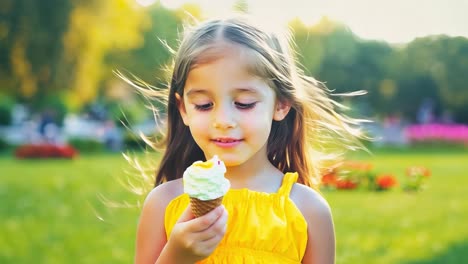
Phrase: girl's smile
[{"left": 211, "top": 137, "right": 244, "bottom": 148}]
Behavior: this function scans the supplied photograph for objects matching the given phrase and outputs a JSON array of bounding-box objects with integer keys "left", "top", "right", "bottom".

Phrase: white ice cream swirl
[{"left": 183, "top": 155, "right": 230, "bottom": 200}]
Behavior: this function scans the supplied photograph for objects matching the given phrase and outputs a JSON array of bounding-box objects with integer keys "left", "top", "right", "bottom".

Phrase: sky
[{"left": 137, "top": 0, "right": 468, "bottom": 44}]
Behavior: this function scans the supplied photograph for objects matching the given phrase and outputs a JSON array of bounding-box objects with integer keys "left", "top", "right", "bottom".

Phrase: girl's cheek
[{"left": 192, "top": 114, "right": 211, "bottom": 124}]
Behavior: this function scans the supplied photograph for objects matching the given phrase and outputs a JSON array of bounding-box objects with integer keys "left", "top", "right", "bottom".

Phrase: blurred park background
[{"left": 1, "top": 0, "right": 467, "bottom": 263}]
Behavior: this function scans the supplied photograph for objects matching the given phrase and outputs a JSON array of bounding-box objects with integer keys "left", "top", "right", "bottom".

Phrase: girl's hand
[{"left": 166, "top": 204, "right": 228, "bottom": 263}]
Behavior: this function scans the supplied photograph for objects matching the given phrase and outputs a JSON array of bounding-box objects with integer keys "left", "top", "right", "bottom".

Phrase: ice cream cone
[
  {"left": 190, "top": 196, "right": 224, "bottom": 217},
  {"left": 183, "top": 155, "right": 230, "bottom": 217}
]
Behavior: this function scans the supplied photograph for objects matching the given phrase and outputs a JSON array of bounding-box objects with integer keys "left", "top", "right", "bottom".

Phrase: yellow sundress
[{"left": 165, "top": 172, "right": 308, "bottom": 263}]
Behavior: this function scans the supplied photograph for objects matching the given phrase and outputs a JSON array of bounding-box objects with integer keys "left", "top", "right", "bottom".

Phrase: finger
[
  {"left": 197, "top": 226, "right": 226, "bottom": 251},
  {"left": 200, "top": 207, "right": 228, "bottom": 242},
  {"left": 176, "top": 204, "right": 195, "bottom": 223},
  {"left": 190, "top": 205, "right": 225, "bottom": 232},
  {"left": 193, "top": 213, "right": 228, "bottom": 256}
]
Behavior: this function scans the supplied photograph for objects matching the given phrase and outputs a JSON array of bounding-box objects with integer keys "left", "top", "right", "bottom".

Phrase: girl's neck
[{"left": 224, "top": 152, "right": 284, "bottom": 193}]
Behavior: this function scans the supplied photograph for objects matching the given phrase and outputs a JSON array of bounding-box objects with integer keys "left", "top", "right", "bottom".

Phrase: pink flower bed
[{"left": 405, "top": 123, "right": 468, "bottom": 144}]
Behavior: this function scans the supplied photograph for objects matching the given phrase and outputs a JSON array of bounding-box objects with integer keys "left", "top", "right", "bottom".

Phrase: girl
[{"left": 133, "top": 16, "right": 364, "bottom": 264}]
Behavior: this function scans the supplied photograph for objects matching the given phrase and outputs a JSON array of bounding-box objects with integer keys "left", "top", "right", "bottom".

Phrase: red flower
[
  {"left": 15, "top": 144, "right": 78, "bottom": 159},
  {"left": 335, "top": 178, "right": 359, "bottom": 190},
  {"left": 321, "top": 173, "right": 337, "bottom": 187},
  {"left": 376, "top": 174, "right": 397, "bottom": 190}
]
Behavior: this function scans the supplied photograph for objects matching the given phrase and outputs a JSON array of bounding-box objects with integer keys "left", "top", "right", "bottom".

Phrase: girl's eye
[
  {"left": 235, "top": 102, "right": 257, "bottom": 109},
  {"left": 194, "top": 103, "right": 213, "bottom": 111}
]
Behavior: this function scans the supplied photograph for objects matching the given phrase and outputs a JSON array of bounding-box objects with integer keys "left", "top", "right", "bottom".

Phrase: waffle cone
[{"left": 190, "top": 196, "right": 224, "bottom": 217}]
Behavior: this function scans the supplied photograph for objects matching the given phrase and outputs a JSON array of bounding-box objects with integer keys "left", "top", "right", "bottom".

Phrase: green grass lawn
[{"left": 1, "top": 148, "right": 467, "bottom": 263}]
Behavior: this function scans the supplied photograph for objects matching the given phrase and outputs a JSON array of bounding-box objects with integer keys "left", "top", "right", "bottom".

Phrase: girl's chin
[
  {"left": 224, "top": 161, "right": 243, "bottom": 168},
  {"left": 206, "top": 153, "right": 246, "bottom": 167}
]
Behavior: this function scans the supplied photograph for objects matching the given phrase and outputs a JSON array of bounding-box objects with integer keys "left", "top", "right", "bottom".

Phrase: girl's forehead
[
  {"left": 191, "top": 41, "right": 263, "bottom": 76},
  {"left": 193, "top": 42, "right": 248, "bottom": 66},
  {"left": 184, "top": 46, "right": 274, "bottom": 97}
]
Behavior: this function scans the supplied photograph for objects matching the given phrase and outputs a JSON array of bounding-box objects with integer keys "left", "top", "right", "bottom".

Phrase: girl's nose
[{"left": 212, "top": 104, "right": 237, "bottom": 129}]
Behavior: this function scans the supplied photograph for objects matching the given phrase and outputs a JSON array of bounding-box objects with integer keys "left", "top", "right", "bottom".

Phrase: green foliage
[
  {"left": 107, "top": 3, "right": 182, "bottom": 84},
  {"left": 290, "top": 18, "right": 325, "bottom": 75},
  {"left": 402, "top": 36, "right": 468, "bottom": 122},
  {"left": 122, "top": 132, "right": 147, "bottom": 151},
  {"left": 68, "top": 138, "right": 104, "bottom": 153},
  {"left": 2, "top": 0, "right": 148, "bottom": 111},
  {"left": 106, "top": 99, "right": 150, "bottom": 128},
  {"left": 0, "top": 96, "right": 13, "bottom": 125},
  {"left": 291, "top": 19, "right": 468, "bottom": 122},
  {"left": 0, "top": 0, "right": 72, "bottom": 99},
  {"left": 233, "top": 0, "right": 249, "bottom": 13},
  {"left": 0, "top": 137, "right": 11, "bottom": 151}
]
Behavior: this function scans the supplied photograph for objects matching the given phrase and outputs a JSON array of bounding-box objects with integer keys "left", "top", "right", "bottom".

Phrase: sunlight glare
[
  {"left": 159, "top": 0, "right": 185, "bottom": 9},
  {"left": 143, "top": 0, "right": 468, "bottom": 43},
  {"left": 136, "top": 0, "right": 158, "bottom": 7}
]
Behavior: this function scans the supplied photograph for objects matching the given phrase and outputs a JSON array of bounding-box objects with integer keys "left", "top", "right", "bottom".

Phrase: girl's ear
[
  {"left": 175, "top": 93, "right": 189, "bottom": 126},
  {"left": 273, "top": 100, "right": 291, "bottom": 121}
]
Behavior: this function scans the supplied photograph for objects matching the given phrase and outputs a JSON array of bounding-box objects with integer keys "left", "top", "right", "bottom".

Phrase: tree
[
  {"left": 390, "top": 36, "right": 468, "bottom": 122},
  {"left": 1, "top": 0, "right": 149, "bottom": 113},
  {"left": 1, "top": 0, "right": 72, "bottom": 102},
  {"left": 62, "top": 0, "right": 149, "bottom": 110}
]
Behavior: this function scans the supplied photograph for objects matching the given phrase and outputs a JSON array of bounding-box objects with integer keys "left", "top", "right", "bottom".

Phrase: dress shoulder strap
[{"left": 277, "top": 172, "right": 299, "bottom": 196}]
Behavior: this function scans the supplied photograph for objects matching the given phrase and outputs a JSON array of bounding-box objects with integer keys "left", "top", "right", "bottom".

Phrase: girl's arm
[
  {"left": 292, "top": 184, "right": 336, "bottom": 264},
  {"left": 134, "top": 181, "right": 228, "bottom": 264},
  {"left": 134, "top": 184, "right": 172, "bottom": 263}
]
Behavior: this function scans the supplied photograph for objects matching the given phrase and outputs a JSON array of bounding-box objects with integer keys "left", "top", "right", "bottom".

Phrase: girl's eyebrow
[
  {"left": 186, "top": 87, "right": 261, "bottom": 97},
  {"left": 185, "top": 89, "right": 210, "bottom": 97},
  {"left": 233, "top": 87, "right": 266, "bottom": 98},
  {"left": 233, "top": 87, "right": 259, "bottom": 94}
]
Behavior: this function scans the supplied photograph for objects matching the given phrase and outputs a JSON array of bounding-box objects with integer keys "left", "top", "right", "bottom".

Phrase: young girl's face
[{"left": 177, "top": 44, "right": 290, "bottom": 167}]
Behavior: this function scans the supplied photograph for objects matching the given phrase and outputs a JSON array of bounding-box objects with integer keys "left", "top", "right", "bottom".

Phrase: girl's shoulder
[
  {"left": 144, "top": 178, "right": 184, "bottom": 209},
  {"left": 289, "top": 183, "right": 335, "bottom": 262},
  {"left": 289, "top": 183, "right": 332, "bottom": 221},
  {"left": 135, "top": 179, "right": 185, "bottom": 262}
]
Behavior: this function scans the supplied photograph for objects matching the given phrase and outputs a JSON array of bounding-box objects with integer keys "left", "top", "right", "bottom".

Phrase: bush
[
  {"left": 0, "top": 98, "right": 13, "bottom": 126},
  {"left": 68, "top": 138, "right": 104, "bottom": 153},
  {"left": 122, "top": 133, "right": 147, "bottom": 150},
  {"left": 0, "top": 137, "right": 11, "bottom": 152}
]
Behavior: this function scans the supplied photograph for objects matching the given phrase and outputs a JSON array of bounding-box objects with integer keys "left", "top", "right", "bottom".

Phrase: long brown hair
[{"left": 121, "top": 16, "right": 367, "bottom": 189}]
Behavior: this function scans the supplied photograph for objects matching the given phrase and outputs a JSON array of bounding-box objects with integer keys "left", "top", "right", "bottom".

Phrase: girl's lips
[{"left": 211, "top": 138, "right": 242, "bottom": 148}]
